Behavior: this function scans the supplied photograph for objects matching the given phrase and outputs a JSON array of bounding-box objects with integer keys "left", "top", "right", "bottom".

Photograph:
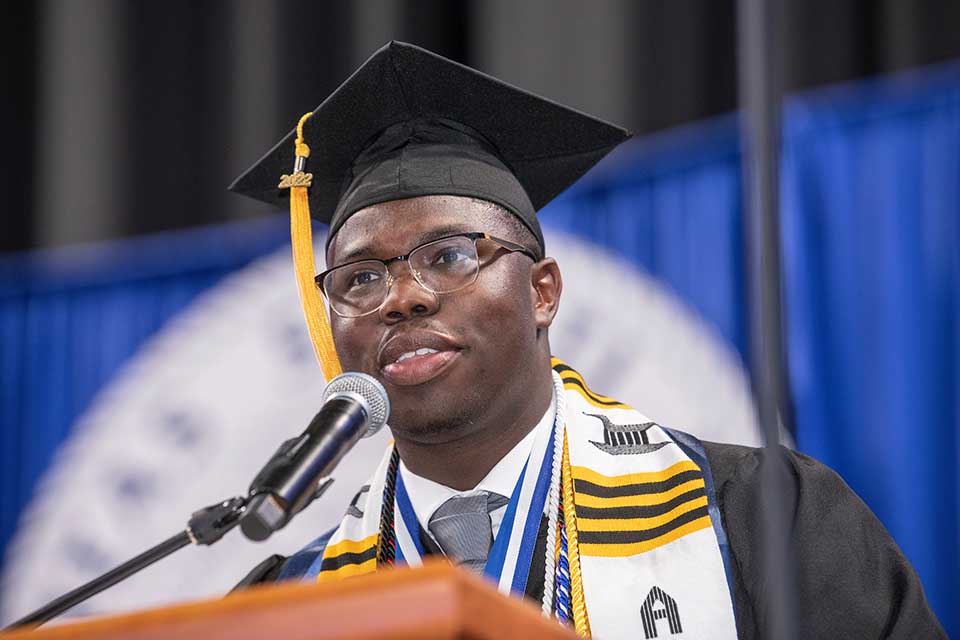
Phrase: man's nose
[{"left": 378, "top": 267, "right": 439, "bottom": 322}]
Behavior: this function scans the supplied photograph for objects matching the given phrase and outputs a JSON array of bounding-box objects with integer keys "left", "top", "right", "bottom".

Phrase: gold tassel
[
  {"left": 562, "top": 431, "right": 592, "bottom": 638},
  {"left": 279, "top": 112, "right": 343, "bottom": 382}
]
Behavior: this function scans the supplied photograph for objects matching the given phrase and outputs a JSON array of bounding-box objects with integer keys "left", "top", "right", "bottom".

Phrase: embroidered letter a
[{"left": 640, "top": 586, "right": 683, "bottom": 637}]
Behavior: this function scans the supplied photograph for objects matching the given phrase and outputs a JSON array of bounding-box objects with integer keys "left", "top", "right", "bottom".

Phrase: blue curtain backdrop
[
  {"left": 780, "top": 67, "right": 959, "bottom": 630},
  {"left": 2, "top": 63, "right": 957, "bottom": 634}
]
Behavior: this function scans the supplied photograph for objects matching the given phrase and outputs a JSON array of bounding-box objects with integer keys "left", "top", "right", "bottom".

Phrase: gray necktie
[{"left": 428, "top": 492, "right": 509, "bottom": 573}]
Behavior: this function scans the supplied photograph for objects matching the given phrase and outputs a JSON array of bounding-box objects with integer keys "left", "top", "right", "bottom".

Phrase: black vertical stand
[{"left": 736, "top": 0, "right": 798, "bottom": 638}]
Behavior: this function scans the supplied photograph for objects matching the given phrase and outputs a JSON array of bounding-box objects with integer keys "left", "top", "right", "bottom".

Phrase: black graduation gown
[{"left": 234, "top": 442, "right": 946, "bottom": 638}]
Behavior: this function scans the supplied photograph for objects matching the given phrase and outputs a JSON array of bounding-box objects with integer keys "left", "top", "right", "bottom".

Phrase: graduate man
[{"left": 230, "top": 42, "right": 944, "bottom": 639}]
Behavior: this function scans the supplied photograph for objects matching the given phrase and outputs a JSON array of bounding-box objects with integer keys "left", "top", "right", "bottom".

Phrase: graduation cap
[{"left": 228, "top": 41, "right": 631, "bottom": 381}]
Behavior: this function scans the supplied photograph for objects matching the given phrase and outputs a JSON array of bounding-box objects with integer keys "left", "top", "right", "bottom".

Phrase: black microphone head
[
  {"left": 240, "top": 493, "right": 285, "bottom": 542},
  {"left": 322, "top": 372, "right": 390, "bottom": 437}
]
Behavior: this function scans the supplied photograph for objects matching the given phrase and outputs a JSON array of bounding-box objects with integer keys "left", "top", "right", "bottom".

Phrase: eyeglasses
[{"left": 316, "top": 232, "right": 538, "bottom": 318}]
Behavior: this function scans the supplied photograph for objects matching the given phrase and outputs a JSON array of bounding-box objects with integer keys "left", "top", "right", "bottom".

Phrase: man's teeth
[{"left": 395, "top": 347, "right": 439, "bottom": 363}]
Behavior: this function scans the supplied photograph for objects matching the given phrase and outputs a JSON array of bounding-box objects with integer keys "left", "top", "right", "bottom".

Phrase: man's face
[{"left": 326, "top": 195, "right": 550, "bottom": 442}]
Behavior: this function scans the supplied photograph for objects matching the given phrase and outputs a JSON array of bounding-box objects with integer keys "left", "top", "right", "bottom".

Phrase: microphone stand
[
  {"left": 5, "top": 477, "right": 333, "bottom": 631},
  {"left": 6, "top": 496, "right": 246, "bottom": 630}
]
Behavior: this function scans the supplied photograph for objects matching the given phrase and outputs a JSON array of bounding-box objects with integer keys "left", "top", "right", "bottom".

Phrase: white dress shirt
[{"left": 399, "top": 392, "right": 556, "bottom": 542}]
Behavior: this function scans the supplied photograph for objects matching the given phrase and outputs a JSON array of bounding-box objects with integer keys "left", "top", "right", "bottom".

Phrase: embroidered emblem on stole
[
  {"left": 585, "top": 413, "right": 669, "bottom": 455},
  {"left": 640, "top": 586, "right": 684, "bottom": 638}
]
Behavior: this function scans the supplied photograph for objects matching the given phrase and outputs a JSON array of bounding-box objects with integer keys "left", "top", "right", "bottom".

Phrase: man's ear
[{"left": 531, "top": 258, "right": 562, "bottom": 329}]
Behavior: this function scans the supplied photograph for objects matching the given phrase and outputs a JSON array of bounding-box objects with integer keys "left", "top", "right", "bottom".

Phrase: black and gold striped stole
[
  {"left": 552, "top": 357, "right": 631, "bottom": 410},
  {"left": 316, "top": 534, "right": 379, "bottom": 581},
  {"left": 571, "top": 460, "right": 713, "bottom": 557}
]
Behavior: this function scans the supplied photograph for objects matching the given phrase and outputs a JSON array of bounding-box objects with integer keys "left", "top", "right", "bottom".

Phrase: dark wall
[
  {"left": 2, "top": 0, "right": 958, "bottom": 252},
  {"left": 1, "top": 1, "right": 39, "bottom": 253}
]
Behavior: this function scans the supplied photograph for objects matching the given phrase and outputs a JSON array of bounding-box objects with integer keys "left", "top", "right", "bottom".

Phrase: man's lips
[
  {"left": 382, "top": 349, "right": 461, "bottom": 386},
  {"left": 378, "top": 332, "right": 463, "bottom": 386}
]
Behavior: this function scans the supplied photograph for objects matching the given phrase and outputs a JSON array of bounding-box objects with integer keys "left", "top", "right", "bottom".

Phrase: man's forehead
[{"left": 327, "top": 196, "right": 496, "bottom": 264}]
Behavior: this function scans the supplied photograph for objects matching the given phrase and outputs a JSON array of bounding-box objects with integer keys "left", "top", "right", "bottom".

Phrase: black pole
[
  {"left": 736, "top": 0, "right": 797, "bottom": 638},
  {"left": 7, "top": 531, "right": 191, "bottom": 629}
]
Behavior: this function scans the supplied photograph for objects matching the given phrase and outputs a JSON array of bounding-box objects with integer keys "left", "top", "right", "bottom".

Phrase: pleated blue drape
[
  {"left": 1, "top": 63, "right": 957, "bottom": 634},
  {"left": 780, "top": 68, "right": 960, "bottom": 631}
]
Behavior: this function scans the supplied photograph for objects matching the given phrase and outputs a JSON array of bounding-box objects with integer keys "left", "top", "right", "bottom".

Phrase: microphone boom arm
[{"left": 6, "top": 495, "right": 249, "bottom": 630}]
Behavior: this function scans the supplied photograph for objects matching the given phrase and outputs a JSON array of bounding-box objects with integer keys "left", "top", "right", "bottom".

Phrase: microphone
[{"left": 240, "top": 372, "right": 390, "bottom": 541}]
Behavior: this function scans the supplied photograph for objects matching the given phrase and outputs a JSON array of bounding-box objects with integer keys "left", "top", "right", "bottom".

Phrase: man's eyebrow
[
  {"left": 333, "top": 225, "right": 473, "bottom": 264},
  {"left": 415, "top": 225, "right": 472, "bottom": 245}
]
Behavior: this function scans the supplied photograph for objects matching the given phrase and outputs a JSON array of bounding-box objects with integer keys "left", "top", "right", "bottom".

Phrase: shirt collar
[{"left": 399, "top": 389, "right": 556, "bottom": 532}]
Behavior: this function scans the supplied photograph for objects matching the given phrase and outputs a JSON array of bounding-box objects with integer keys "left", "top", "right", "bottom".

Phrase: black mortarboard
[
  {"left": 229, "top": 41, "right": 631, "bottom": 252},
  {"left": 227, "top": 41, "right": 631, "bottom": 381}
]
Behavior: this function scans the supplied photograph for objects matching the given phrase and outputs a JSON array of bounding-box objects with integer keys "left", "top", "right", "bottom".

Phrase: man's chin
[
  {"left": 387, "top": 393, "right": 481, "bottom": 444},
  {"left": 388, "top": 416, "right": 466, "bottom": 443}
]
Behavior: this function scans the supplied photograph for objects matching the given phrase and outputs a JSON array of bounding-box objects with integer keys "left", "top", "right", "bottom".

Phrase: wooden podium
[{"left": 2, "top": 562, "right": 577, "bottom": 640}]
